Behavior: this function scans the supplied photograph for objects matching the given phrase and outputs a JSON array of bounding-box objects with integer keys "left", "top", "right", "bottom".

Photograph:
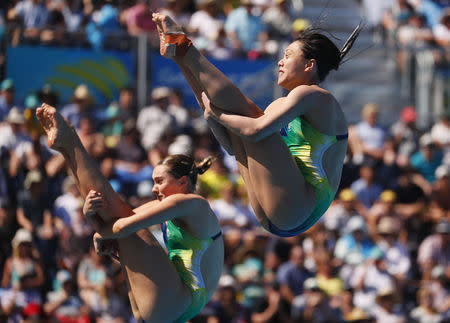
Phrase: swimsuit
[
  {"left": 160, "top": 220, "right": 221, "bottom": 323},
  {"left": 268, "top": 116, "right": 348, "bottom": 237}
]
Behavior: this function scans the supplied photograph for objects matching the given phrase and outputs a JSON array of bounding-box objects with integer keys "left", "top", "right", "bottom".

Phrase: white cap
[
  {"left": 12, "top": 229, "right": 33, "bottom": 248},
  {"left": 435, "top": 164, "right": 450, "bottom": 180}
]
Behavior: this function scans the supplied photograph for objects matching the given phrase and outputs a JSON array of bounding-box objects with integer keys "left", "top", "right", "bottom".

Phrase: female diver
[
  {"left": 152, "top": 12, "right": 361, "bottom": 237},
  {"left": 36, "top": 104, "right": 223, "bottom": 323}
]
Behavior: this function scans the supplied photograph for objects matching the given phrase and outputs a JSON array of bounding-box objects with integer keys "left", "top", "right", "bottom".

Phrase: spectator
[
  {"left": 43, "top": 269, "right": 89, "bottom": 321},
  {"left": 291, "top": 277, "right": 338, "bottom": 322},
  {"left": 102, "top": 102, "right": 123, "bottom": 148},
  {"left": 53, "top": 176, "right": 83, "bottom": 232},
  {"left": 350, "top": 160, "right": 383, "bottom": 208},
  {"left": 121, "top": 0, "right": 156, "bottom": 37},
  {"left": 430, "top": 111, "right": 450, "bottom": 165},
  {"left": 77, "top": 115, "right": 106, "bottom": 161},
  {"left": 60, "top": 84, "right": 99, "bottom": 130},
  {"left": 7, "top": 0, "right": 49, "bottom": 42},
  {"left": 334, "top": 216, "right": 376, "bottom": 281},
  {"left": 276, "top": 245, "right": 313, "bottom": 306},
  {"left": 76, "top": 246, "right": 108, "bottom": 315},
  {"left": 314, "top": 249, "right": 344, "bottom": 297},
  {"left": 371, "top": 288, "right": 406, "bottom": 323},
  {"left": 224, "top": 0, "right": 269, "bottom": 58},
  {"left": 0, "top": 271, "right": 43, "bottom": 322},
  {"left": 417, "top": 219, "right": 450, "bottom": 278},
  {"left": 432, "top": 8, "right": 450, "bottom": 46},
  {"left": 322, "top": 188, "right": 366, "bottom": 235},
  {"left": 160, "top": 0, "right": 191, "bottom": 29},
  {"left": 206, "top": 275, "right": 252, "bottom": 322},
  {"left": 0, "top": 107, "right": 30, "bottom": 160},
  {"left": 210, "top": 181, "right": 257, "bottom": 231},
  {"left": 390, "top": 106, "right": 423, "bottom": 167},
  {"left": 410, "top": 133, "right": 443, "bottom": 187},
  {"left": 137, "top": 86, "right": 179, "bottom": 150},
  {"left": 188, "top": 0, "right": 225, "bottom": 47},
  {"left": 349, "top": 103, "right": 387, "bottom": 163},
  {"left": 117, "top": 86, "right": 137, "bottom": 124},
  {"left": 409, "top": 287, "right": 445, "bottom": 323},
  {"left": 0, "top": 79, "right": 18, "bottom": 122},
  {"left": 351, "top": 248, "right": 396, "bottom": 312},
  {"left": 1, "top": 228, "right": 44, "bottom": 290},
  {"left": 374, "top": 216, "right": 411, "bottom": 283},
  {"left": 85, "top": 0, "right": 122, "bottom": 51},
  {"left": 262, "top": 0, "right": 294, "bottom": 54},
  {"left": 429, "top": 164, "right": 450, "bottom": 220}
]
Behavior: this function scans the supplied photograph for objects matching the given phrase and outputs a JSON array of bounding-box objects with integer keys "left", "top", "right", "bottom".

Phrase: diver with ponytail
[
  {"left": 153, "top": 12, "right": 361, "bottom": 237},
  {"left": 36, "top": 101, "right": 224, "bottom": 323}
]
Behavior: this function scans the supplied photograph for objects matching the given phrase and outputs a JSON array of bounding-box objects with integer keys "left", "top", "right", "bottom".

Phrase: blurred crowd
[
  {"left": 0, "top": 0, "right": 448, "bottom": 323},
  {"left": 0, "top": 78, "right": 448, "bottom": 322}
]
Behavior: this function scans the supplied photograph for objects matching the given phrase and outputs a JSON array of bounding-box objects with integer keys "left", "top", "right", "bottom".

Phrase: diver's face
[
  {"left": 152, "top": 165, "right": 186, "bottom": 201},
  {"left": 278, "top": 41, "right": 310, "bottom": 90}
]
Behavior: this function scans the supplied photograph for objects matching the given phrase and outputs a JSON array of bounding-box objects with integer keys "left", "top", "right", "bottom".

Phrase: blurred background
[{"left": 0, "top": 0, "right": 449, "bottom": 322}]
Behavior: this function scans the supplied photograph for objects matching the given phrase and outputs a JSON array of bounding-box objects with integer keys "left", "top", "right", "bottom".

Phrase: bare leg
[
  {"left": 37, "top": 104, "right": 192, "bottom": 322},
  {"left": 36, "top": 103, "right": 131, "bottom": 223},
  {"left": 154, "top": 13, "right": 263, "bottom": 117}
]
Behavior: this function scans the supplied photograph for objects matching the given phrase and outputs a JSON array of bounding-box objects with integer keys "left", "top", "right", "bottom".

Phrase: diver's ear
[
  {"left": 178, "top": 175, "right": 188, "bottom": 187},
  {"left": 305, "top": 58, "right": 316, "bottom": 72}
]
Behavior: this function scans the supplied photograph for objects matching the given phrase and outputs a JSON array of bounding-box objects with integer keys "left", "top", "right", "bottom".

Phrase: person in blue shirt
[{"left": 410, "top": 133, "right": 443, "bottom": 184}]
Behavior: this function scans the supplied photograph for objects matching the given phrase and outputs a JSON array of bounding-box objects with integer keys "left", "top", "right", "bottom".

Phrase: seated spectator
[
  {"left": 224, "top": 0, "right": 269, "bottom": 58},
  {"left": 60, "top": 84, "right": 100, "bottom": 130},
  {"left": 1, "top": 228, "right": 44, "bottom": 290},
  {"left": 276, "top": 245, "right": 313, "bottom": 307},
  {"left": 0, "top": 272, "right": 43, "bottom": 322},
  {"left": 77, "top": 115, "right": 106, "bottom": 161},
  {"left": 210, "top": 182, "right": 257, "bottom": 231},
  {"left": 121, "top": 0, "right": 156, "bottom": 36},
  {"left": 349, "top": 103, "right": 387, "bottom": 163},
  {"left": 76, "top": 246, "right": 108, "bottom": 315},
  {"left": 291, "top": 277, "right": 338, "bottom": 322},
  {"left": 198, "top": 155, "right": 233, "bottom": 199},
  {"left": 417, "top": 219, "right": 450, "bottom": 279},
  {"left": 159, "top": 0, "right": 191, "bottom": 29},
  {"left": 429, "top": 164, "right": 450, "bottom": 220},
  {"left": 370, "top": 288, "right": 406, "bottom": 323},
  {"left": 102, "top": 102, "right": 122, "bottom": 148},
  {"left": 350, "top": 248, "right": 396, "bottom": 312},
  {"left": 188, "top": 0, "right": 225, "bottom": 48},
  {"left": 262, "top": 0, "right": 294, "bottom": 55},
  {"left": 117, "top": 86, "right": 137, "bottom": 124},
  {"left": 430, "top": 111, "right": 450, "bottom": 166},
  {"left": 137, "top": 86, "right": 179, "bottom": 151},
  {"left": 43, "top": 269, "right": 89, "bottom": 321},
  {"left": 409, "top": 287, "right": 445, "bottom": 323},
  {"left": 350, "top": 160, "right": 383, "bottom": 208},
  {"left": 374, "top": 216, "right": 411, "bottom": 283},
  {"left": 0, "top": 79, "right": 19, "bottom": 122},
  {"left": 334, "top": 216, "right": 376, "bottom": 281},
  {"left": 314, "top": 249, "right": 344, "bottom": 297},
  {"left": 0, "top": 107, "right": 30, "bottom": 160},
  {"left": 205, "top": 275, "right": 252, "bottom": 322},
  {"left": 53, "top": 176, "right": 83, "bottom": 231},
  {"left": 322, "top": 188, "right": 366, "bottom": 235},
  {"left": 410, "top": 133, "right": 443, "bottom": 189}
]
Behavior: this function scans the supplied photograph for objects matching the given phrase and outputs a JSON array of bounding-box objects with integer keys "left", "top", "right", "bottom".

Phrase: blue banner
[
  {"left": 6, "top": 46, "right": 135, "bottom": 107},
  {"left": 150, "top": 54, "right": 277, "bottom": 110}
]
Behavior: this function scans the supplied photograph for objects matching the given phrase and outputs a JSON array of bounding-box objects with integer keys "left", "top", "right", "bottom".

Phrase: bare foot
[{"left": 36, "top": 103, "right": 76, "bottom": 152}]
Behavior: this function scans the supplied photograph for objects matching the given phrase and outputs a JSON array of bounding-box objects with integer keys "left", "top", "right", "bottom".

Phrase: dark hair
[
  {"left": 295, "top": 23, "right": 362, "bottom": 82},
  {"left": 159, "top": 154, "right": 214, "bottom": 192}
]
